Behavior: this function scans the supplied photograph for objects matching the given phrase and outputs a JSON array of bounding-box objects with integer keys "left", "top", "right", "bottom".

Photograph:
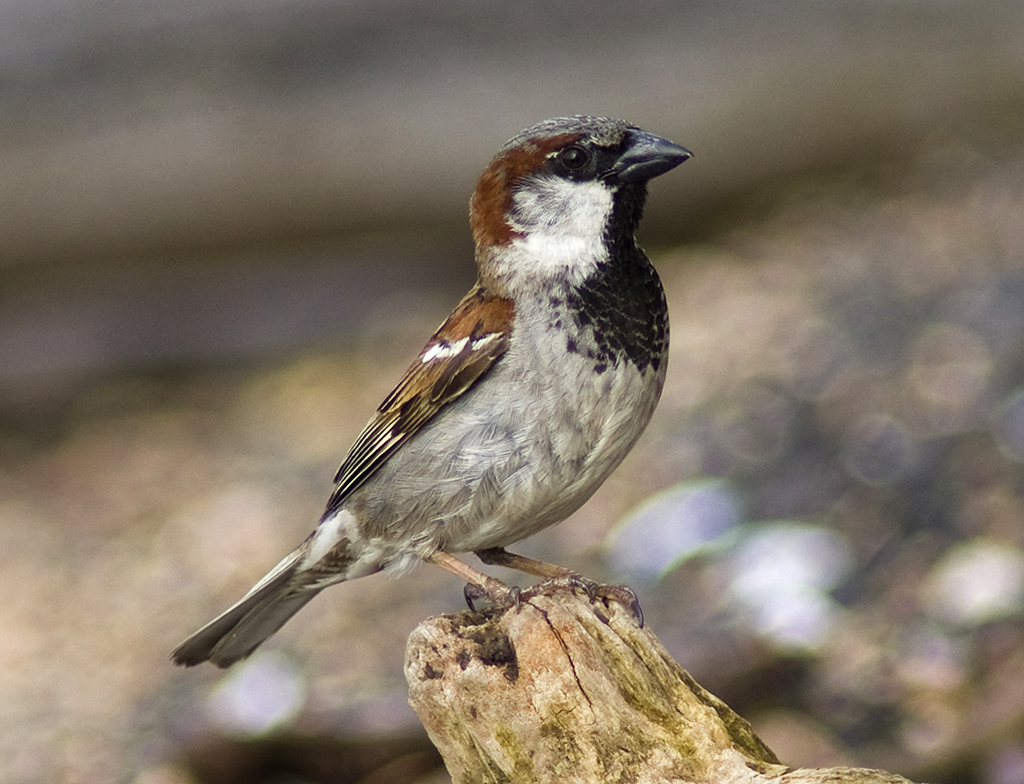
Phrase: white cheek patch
[
  {"left": 421, "top": 337, "right": 469, "bottom": 363},
  {"left": 500, "top": 176, "right": 613, "bottom": 285},
  {"left": 509, "top": 176, "right": 613, "bottom": 238}
]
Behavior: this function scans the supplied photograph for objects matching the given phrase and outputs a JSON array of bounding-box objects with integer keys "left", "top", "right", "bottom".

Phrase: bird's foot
[
  {"left": 519, "top": 574, "right": 644, "bottom": 627},
  {"left": 463, "top": 580, "right": 522, "bottom": 613},
  {"left": 469, "top": 547, "right": 643, "bottom": 626},
  {"left": 454, "top": 551, "right": 643, "bottom": 626}
]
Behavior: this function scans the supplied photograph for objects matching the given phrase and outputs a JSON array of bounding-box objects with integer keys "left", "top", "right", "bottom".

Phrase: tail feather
[{"left": 172, "top": 550, "right": 320, "bottom": 668}]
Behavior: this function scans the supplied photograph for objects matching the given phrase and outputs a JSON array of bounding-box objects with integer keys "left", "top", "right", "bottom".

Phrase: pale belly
[{"left": 342, "top": 327, "right": 665, "bottom": 563}]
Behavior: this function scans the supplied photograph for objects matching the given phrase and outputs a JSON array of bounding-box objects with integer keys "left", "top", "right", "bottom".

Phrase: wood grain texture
[{"left": 405, "top": 589, "right": 921, "bottom": 784}]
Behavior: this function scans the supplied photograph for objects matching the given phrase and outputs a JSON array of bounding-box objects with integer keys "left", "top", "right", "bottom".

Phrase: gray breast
[{"left": 347, "top": 295, "right": 665, "bottom": 559}]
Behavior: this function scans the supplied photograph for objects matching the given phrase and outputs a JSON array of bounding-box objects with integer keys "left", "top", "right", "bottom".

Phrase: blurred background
[{"left": 3, "top": 1, "right": 1024, "bottom": 782}]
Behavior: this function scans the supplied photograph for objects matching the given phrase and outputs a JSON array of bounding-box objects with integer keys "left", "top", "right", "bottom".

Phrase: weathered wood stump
[{"left": 405, "top": 588, "right": 920, "bottom": 784}]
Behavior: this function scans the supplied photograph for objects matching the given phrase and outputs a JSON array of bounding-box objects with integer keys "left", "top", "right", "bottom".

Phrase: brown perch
[{"left": 405, "top": 588, "right": 921, "bottom": 784}]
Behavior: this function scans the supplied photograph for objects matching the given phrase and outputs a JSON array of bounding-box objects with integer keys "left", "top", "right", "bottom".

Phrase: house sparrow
[{"left": 172, "top": 116, "right": 691, "bottom": 667}]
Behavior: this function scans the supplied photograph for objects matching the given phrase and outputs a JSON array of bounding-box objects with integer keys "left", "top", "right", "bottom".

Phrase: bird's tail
[{"left": 171, "top": 549, "right": 321, "bottom": 668}]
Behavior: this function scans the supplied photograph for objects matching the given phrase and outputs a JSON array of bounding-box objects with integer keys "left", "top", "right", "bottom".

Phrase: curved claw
[
  {"left": 595, "top": 583, "right": 644, "bottom": 628},
  {"left": 462, "top": 580, "right": 522, "bottom": 614},
  {"left": 566, "top": 574, "right": 599, "bottom": 601},
  {"left": 509, "top": 585, "right": 522, "bottom": 612},
  {"left": 464, "top": 582, "right": 484, "bottom": 612},
  {"left": 462, "top": 573, "right": 643, "bottom": 627},
  {"left": 632, "top": 597, "right": 644, "bottom": 628},
  {"left": 619, "top": 588, "right": 644, "bottom": 628},
  {"left": 516, "top": 575, "right": 644, "bottom": 627}
]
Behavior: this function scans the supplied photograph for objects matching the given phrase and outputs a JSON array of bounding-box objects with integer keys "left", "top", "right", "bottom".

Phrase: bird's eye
[{"left": 557, "top": 146, "right": 590, "bottom": 170}]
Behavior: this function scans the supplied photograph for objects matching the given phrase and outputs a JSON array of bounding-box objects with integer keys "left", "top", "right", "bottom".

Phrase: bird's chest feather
[
  {"left": 505, "top": 266, "right": 668, "bottom": 477},
  {"left": 350, "top": 262, "right": 667, "bottom": 554}
]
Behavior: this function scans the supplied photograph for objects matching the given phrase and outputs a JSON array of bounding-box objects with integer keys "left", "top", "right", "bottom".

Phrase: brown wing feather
[{"left": 323, "top": 284, "right": 514, "bottom": 516}]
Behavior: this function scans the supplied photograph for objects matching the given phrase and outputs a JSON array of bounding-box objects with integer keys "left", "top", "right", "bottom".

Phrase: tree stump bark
[{"left": 405, "top": 588, "right": 921, "bottom": 784}]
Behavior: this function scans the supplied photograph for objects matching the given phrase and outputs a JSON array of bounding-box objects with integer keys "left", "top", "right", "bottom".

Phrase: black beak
[{"left": 609, "top": 131, "right": 692, "bottom": 183}]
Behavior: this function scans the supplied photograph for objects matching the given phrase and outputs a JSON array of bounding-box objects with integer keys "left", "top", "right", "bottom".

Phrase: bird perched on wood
[{"left": 172, "top": 116, "right": 691, "bottom": 667}]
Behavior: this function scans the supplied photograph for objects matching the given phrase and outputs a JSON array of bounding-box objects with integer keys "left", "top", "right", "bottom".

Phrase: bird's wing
[{"left": 323, "top": 283, "right": 514, "bottom": 516}]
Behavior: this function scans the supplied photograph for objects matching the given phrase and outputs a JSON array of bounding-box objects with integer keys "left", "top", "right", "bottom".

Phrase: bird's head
[{"left": 470, "top": 116, "right": 691, "bottom": 295}]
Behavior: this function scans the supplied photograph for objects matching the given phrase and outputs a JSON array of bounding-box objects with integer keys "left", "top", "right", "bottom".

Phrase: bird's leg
[
  {"left": 426, "top": 551, "right": 519, "bottom": 611},
  {"left": 474, "top": 547, "right": 644, "bottom": 627},
  {"left": 474, "top": 547, "right": 577, "bottom": 580}
]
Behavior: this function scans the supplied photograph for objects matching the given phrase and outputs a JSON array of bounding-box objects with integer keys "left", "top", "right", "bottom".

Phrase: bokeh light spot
[
  {"left": 923, "top": 539, "right": 1024, "bottom": 627},
  {"left": 724, "top": 522, "right": 854, "bottom": 651},
  {"left": 908, "top": 322, "right": 991, "bottom": 410},
  {"left": 608, "top": 479, "right": 742, "bottom": 580},
  {"left": 207, "top": 651, "right": 307, "bottom": 736},
  {"left": 841, "top": 413, "right": 916, "bottom": 486}
]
